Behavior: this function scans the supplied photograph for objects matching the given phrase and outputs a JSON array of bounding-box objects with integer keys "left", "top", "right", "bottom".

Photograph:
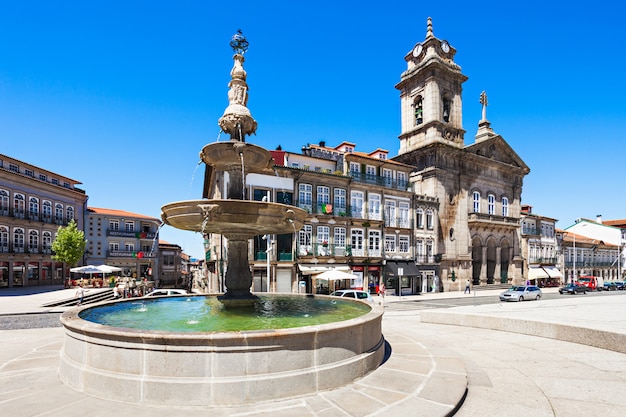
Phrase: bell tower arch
[{"left": 395, "top": 18, "right": 468, "bottom": 155}]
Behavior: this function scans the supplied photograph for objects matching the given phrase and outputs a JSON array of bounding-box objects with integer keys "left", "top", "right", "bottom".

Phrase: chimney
[
  {"left": 596, "top": 214, "right": 603, "bottom": 224},
  {"left": 319, "top": 140, "right": 326, "bottom": 147}
]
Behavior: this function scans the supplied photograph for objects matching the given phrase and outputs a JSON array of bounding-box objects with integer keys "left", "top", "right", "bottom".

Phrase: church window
[
  {"left": 414, "top": 96, "right": 423, "bottom": 125},
  {"left": 488, "top": 194, "right": 495, "bottom": 215},
  {"left": 472, "top": 191, "right": 480, "bottom": 213},
  {"left": 502, "top": 197, "right": 509, "bottom": 217},
  {"left": 442, "top": 97, "right": 450, "bottom": 122}
]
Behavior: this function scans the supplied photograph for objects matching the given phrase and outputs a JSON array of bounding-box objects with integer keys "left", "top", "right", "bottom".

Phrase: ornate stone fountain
[
  {"left": 161, "top": 30, "right": 307, "bottom": 300},
  {"left": 58, "top": 31, "right": 384, "bottom": 407}
]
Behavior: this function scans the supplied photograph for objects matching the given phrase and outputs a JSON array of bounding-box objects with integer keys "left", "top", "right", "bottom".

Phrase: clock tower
[
  {"left": 395, "top": 17, "right": 468, "bottom": 154},
  {"left": 393, "top": 18, "right": 530, "bottom": 291}
]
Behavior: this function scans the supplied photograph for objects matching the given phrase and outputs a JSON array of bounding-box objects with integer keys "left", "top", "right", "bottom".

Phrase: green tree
[{"left": 52, "top": 219, "right": 87, "bottom": 268}]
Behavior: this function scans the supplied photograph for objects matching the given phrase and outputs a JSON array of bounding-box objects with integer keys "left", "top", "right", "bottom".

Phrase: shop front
[{"left": 384, "top": 261, "right": 421, "bottom": 295}]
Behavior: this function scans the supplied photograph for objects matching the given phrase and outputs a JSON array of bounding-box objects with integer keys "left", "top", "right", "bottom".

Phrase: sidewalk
[{"left": 1, "top": 286, "right": 625, "bottom": 416}]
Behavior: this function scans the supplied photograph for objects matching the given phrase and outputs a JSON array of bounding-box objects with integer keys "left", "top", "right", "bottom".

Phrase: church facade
[{"left": 393, "top": 19, "right": 530, "bottom": 290}]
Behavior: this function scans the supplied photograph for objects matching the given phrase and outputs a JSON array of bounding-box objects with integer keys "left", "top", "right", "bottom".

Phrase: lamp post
[
  {"left": 573, "top": 232, "right": 576, "bottom": 284},
  {"left": 264, "top": 234, "right": 272, "bottom": 293}
]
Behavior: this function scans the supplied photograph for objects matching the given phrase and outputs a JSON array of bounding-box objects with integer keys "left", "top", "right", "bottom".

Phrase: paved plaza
[{"left": 1, "top": 287, "right": 625, "bottom": 416}]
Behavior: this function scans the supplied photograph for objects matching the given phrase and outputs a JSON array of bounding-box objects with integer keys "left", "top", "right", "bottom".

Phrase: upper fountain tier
[{"left": 217, "top": 30, "right": 257, "bottom": 141}]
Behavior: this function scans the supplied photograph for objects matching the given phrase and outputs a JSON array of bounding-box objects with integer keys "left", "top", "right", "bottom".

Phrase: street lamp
[{"left": 263, "top": 234, "right": 272, "bottom": 292}]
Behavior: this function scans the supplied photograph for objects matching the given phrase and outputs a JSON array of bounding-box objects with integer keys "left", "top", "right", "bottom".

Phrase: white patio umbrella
[
  {"left": 313, "top": 270, "right": 357, "bottom": 281},
  {"left": 96, "top": 265, "right": 122, "bottom": 273},
  {"left": 70, "top": 265, "right": 102, "bottom": 274}
]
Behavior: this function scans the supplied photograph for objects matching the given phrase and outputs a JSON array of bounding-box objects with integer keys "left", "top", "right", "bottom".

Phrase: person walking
[
  {"left": 75, "top": 284, "right": 87, "bottom": 306},
  {"left": 464, "top": 279, "right": 471, "bottom": 294}
]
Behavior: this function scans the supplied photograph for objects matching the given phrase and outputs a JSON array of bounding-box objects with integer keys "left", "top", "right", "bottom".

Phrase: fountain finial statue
[{"left": 218, "top": 30, "right": 257, "bottom": 141}]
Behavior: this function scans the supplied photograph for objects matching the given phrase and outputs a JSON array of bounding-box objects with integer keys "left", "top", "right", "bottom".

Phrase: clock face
[
  {"left": 412, "top": 43, "right": 423, "bottom": 57},
  {"left": 441, "top": 40, "right": 450, "bottom": 53}
]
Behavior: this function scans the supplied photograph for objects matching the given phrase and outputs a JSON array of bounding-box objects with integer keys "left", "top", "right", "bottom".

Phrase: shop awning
[
  {"left": 386, "top": 261, "right": 420, "bottom": 276},
  {"left": 528, "top": 266, "right": 549, "bottom": 280},
  {"left": 542, "top": 266, "right": 562, "bottom": 279},
  {"left": 298, "top": 264, "right": 351, "bottom": 275}
]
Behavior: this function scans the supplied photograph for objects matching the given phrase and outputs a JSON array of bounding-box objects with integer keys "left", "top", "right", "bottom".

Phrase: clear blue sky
[{"left": 2, "top": 1, "right": 625, "bottom": 258}]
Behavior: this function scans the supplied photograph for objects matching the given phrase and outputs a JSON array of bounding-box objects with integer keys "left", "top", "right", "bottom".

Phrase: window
[
  {"left": 0, "top": 190, "right": 8, "bottom": 213},
  {"left": 39, "top": 174, "right": 47, "bottom": 181},
  {"left": 317, "top": 186, "right": 330, "bottom": 213},
  {"left": 317, "top": 226, "right": 330, "bottom": 245},
  {"left": 9, "top": 164, "right": 19, "bottom": 173},
  {"left": 42, "top": 201, "right": 52, "bottom": 220},
  {"left": 55, "top": 204, "right": 63, "bottom": 222},
  {"left": 42, "top": 231, "right": 52, "bottom": 250},
  {"left": 25, "top": 169, "right": 34, "bottom": 177},
  {"left": 29, "top": 197, "right": 39, "bottom": 220},
  {"left": 0, "top": 226, "right": 8, "bottom": 250},
  {"left": 426, "top": 240, "right": 434, "bottom": 262},
  {"left": 334, "top": 188, "right": 346, "bottom": 215},
  {"left": 442, "top": 97, "right": 450, "bottom": 122},
  {"left": 13, "top": 194, "right": 25, "bottom": 218},
  {"left": 349, "top": 162, "right": 360, "bottom": 176},
  {"left": 109, "top": 242, "right": 119, "bottom": 251},
  {"left": 426, "top": 209, "right": 434, "bottom": 230},
  {"left": 334, "top": 227, "right": 346, "bottom": 254},
  {"left": 351, "top": 191, "right": 364, "bottom": 219},
  {"left": 385, "top": 235, "right": 396, "bottom": 253},
  {"left": 399, "top": 202, "right": 410, "bottom": 228},
  {"left": 13, "top": 228, "right": 25, "bottom": 251},
  {"left": 397, "top": 172, "right": 407, "bottom": 189},
  {"left": 351, "top": 229, "right": 364, "bottom": 256},
  {"left": 368, "top": 194, "right": 381, "bottom": 220},
  {"left": 28, "top": 230, "right": 38, "bottom": 252},
  {"left": 51, "top": 178, "right": 59, "bottom": 185},
  {"left": 125, "top": 221, "right": 135, "bottom": 232},
  {"left": 298, "top": 225, "right": 312, "bottom": 255},
  {"left": 414, "top": 96, "right": 423, "bottom": 125},
  {"left": 416, "top": 208, "right": 424, "bottom": 228},
  {"left": 488, "top": 194, "right": 495, "bottom": 215},
  {"left": 502, "top": 197, "right": 509, "bottom": 217},
  {"left": 298, "top": 183, "right": 312, "bottom": 212},
  {"left": 277, "top": 191, "right": 292, "bottom": 205},
  {"left": 416, "top": 239, "right": 424, "bottom": 260},
  {"left": 382, "top": 168, "right": 392, "bottom": 186},
  {"left": 472, "top": 191, "right": 480, "bottom": 213},
  {"left": 109, "top": 219, "right": 119, "bottom": 231},
  {"left": 384, "top": 200, "right": 396, "bottom": 227},
  {"left": 365, "top": 165, "right": 376, "bottom": 180},
  {"left": 125, "top": 243, "right": 135, "bottom": 252},
  {"left": 399, "top": 236, "right": 410, "bottom": 253},
  {"left": 368, "top": 230, "right": 381, "bottom": 256},
  {"left": 66, "top": 206, "right": 74, "bottom": 221}
]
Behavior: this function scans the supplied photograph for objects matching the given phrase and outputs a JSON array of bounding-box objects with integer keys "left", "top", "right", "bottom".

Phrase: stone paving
[{"left": 1, "top": 287, "right": 625, "bottom": 416}]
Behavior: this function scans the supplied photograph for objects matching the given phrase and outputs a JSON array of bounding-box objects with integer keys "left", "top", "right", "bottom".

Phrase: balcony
[
  {"left": 468, "top": 212, "right": 519, "bottom": 229},
  {"left": 349, "top": 172, "right": 409, "bottom": 191}
]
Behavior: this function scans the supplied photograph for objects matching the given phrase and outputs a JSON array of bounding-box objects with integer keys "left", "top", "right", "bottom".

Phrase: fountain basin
[
  {"left": 161, "top": 199, "right": 307, "bottom": 235},
  {"left": 59, "top": 294, "right": 385, "bottom": 406}
]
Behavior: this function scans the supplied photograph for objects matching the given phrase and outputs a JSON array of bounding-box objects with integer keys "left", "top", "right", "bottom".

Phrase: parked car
[
  {"left": 499, "top": 285, "right": 542, "bottom": 302},
  {"left": 144, "top": 289, "right": 189, "bottom": 297},
  {"left": 614, "top": 281, "right": 625, "bottom": 290},
  {"left": 603, "top": 282, "right": 618, "bottom": 291},
  {"left": 558, "top": 283, "right": 587, "bottom": 295},
  {"left": 330, "top": 289, "right": 375, "bottom": 304}
]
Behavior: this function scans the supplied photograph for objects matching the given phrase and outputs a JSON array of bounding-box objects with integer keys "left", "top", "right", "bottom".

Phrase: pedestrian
[
  {"left": 464, "top": 279, "right": 471, "bottom": 294},
  {"left": 113, "top": 284, "right": 120, "bottom": 299},
  {"left": 75, "top": 284, "right": 87, "bottom": 306}
]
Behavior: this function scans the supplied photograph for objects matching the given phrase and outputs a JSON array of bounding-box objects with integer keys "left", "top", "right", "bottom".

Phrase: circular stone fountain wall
[{"left": 58, "top": 295, "right": 384, "bottom": 407}]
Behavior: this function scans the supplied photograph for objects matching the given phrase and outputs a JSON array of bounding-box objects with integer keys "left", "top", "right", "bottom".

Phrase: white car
[
  {"left": 330, "top": 289, "right": 375, "bottom": 304},
  {"left": 144, "top": 289, "right": 189, "bottom": 297},
  {"left": 499, "top": 285, "right": 542, "bottom": 302}
]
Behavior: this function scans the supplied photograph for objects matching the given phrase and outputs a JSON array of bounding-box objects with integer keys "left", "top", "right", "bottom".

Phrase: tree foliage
[{"left": 51, "top": 219, "right": 87, "bottom": 267}]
